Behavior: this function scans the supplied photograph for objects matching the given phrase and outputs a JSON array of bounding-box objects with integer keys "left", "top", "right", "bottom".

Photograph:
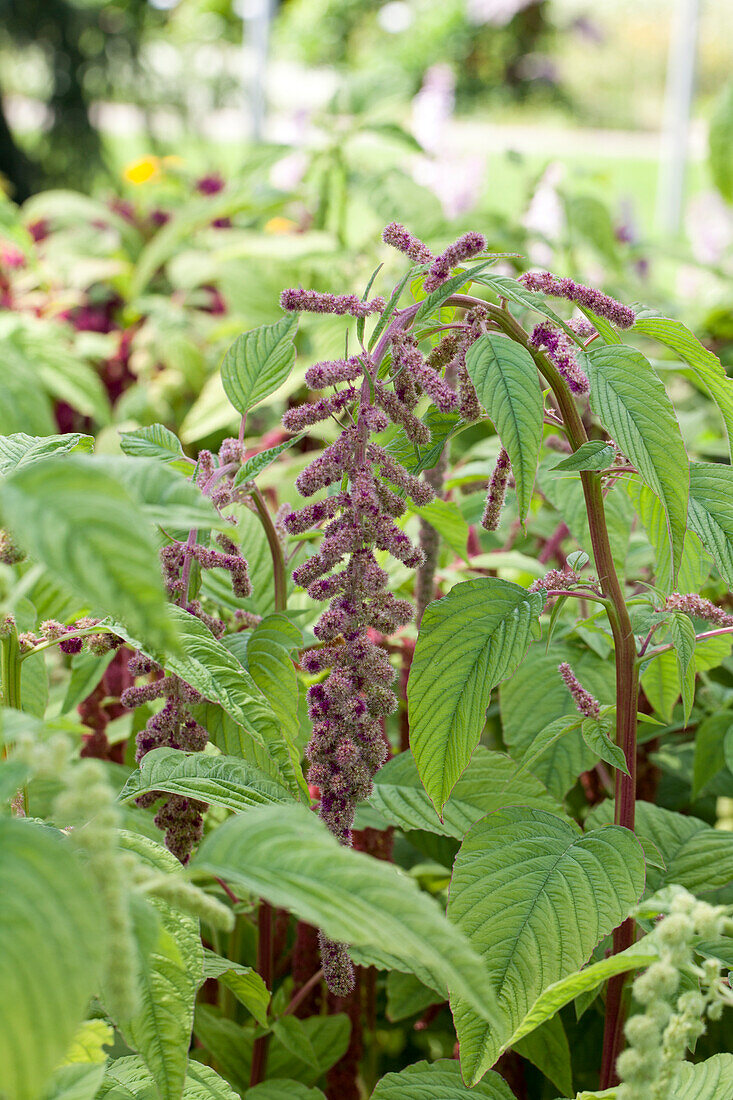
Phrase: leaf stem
[{"left": 250, "top": 486, "right": 287, "bottom": 615}]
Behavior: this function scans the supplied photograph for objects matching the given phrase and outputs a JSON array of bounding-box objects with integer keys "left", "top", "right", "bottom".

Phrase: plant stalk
[{"left": 446, "top": 294, "right": 638, "bottom": 1085}]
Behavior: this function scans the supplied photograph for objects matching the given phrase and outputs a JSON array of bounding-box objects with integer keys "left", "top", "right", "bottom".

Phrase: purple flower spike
[
  {"left": 481, "top": 448, "right": 511, "bottom": 531},
  {"left": 530, "top": 322, "right": 589, "bottom": 395},
  {"left": 423, "top": 231, "right": 487, "bottom": 292},
  {"left": 280, "top": 289, "right": 386, "bottom": 318},
  {"left": 382, "top": 221, "right": 434, "bottom": 264},
  {"left": 519, "top": 270, "right": 635, "bottom": 329},
  {"left": 558, "top": 662, "right": 601, "bottom": 719}
]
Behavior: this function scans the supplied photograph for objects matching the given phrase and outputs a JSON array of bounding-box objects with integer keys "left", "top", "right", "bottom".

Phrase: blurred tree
[{"left": 0, "top": 0, "right": 158, "bottom": 199}]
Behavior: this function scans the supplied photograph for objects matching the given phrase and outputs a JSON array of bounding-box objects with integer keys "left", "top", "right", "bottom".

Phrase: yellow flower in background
[
  {"left": 264, "top": 216, "right": 297, "bottom": 235},
  {"left": 123, "top": 157, "right": 160, "bottom": 185}
]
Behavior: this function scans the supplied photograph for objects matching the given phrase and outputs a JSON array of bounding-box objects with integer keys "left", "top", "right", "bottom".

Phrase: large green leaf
[
  {"left": 587, "top": 800, "right": 733, "bottom": 894},
  {"left": 94, "top": 456, "right": 226, "bottom": 530},
  {"left": 119, "top": 424, "right": 187, "bottom": 465},
  {"left": 370, "top": 746, "right": 562, "bottom": 839},
  {"left": 408, "top": 498, "right": 469, "bottom": 560},
  {"left": 448, "top": 808, "right": 645, "bottom": 1084},
  {"left": 0, "top": 455, "right": 175, "bottom": 650},
  {"left": 98, "top": 1055, "right": 240, "bottom": 1100},
  {"left": 634, "top": 315, "right": 733, "bottom": 460},
  {"left": 191, "top": 803, "right": 498, "bottom": 1022},
  {"left": 42, "top": 1064, "right": 106, "bottom": 1100},
  {"left": 0, "top": 432, "right": 93, "bottom": 474},
  {"left": 466, "top": 334, "right": 544, "bottom": 522},
  {"left": 371, "top": 1060, "right": 515, "bottom": 1099},
  {"left": 385, "top": 971, "right": 441, "bottom": 1022},
  {"left": 408, "top": 578, "right": 544, "bottom": 812},
  {"left": 246, "top": 1084, "right": 325, "bottom": 1100},
  {"left": 119, "top": 747, "right": 292, "bottom": 813},
  {"left": 687, "top": 461, "right": 733, "bottom": 587},
  {"left": 112, "top": 833, "right": 203, "bottom": 1100},
  {"left": 626, "top": 477, "right": 711, "bottom": 594},
  {"left": 0, "top": 818, "right": 104, "bottom": 1100},
  {"left": 585, "top": 345, "right": 689, "bottom": 579},
  {"left": 674, "top": 1055, "right": 733, "bottom": 1100},
  {"left": 514, "top": 1015, "right": 572, "bottom": 1098},
  {"left": 240, "top": 617, "right": 301, "bottom": 746},
  {"left": 221, "top": 315, "right": 298, "bottom": 415}
]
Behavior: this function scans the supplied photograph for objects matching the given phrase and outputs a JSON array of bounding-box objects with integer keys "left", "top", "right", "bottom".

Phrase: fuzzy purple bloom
[
  {"left": 558, "top": 662, "right": 601, "bottom": 719},
  {"left": 381, "top": 221, "right": 434, "bottom": 264},
  {"left": 519, "top": 271, "right": 635, "bottom": 328},
  {"left": 530, "top": 322, "right": 589, "bottom": 395},
  {"left": 481, "top": 448, "right": 511, "bottom": 531},
  {"left": 280, "top": 289, "right": 386, "bottom": 318},
  {"left": 423, "top": 231, "right": 486, "bottom": 292},
  {"left": 305, "top": 357, "right": 364, "bottom": 389},
  {"left": 662, "top": 593, "right": 733, "bottom": 627}
]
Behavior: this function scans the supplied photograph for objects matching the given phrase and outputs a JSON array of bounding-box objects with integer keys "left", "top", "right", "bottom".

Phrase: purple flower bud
[
  {"left": 663, "top": 593, "right": 733, "bottom": 626},
  {"left": 282, "top": 388, "right": 356, "bottom": 431},
  {"left": 423, "top": 232, "right": 487, "bottom": 292},
  {"left": 381, "top": 222, "right": 434, "bottom": 264},
  {"left": 373, "top": 382, "right": 430, "bottom": 444},
  {"left": 558, "top": 662, "right": 601, "bottom": 719},
  {"left": 304, "top": 357, "right": 364, "bottom": 389},
  {"left": 481, "top": 448, "right": 511, "bottom": 531},
  {"left": 280, "top": 289, "right": 386, "bottom": 318},
  {"left": 530, "top": 323, "right": 589, "bottom": 395},
  {"left": 519, "top": 271, "right": 635, "bottom": 329}
]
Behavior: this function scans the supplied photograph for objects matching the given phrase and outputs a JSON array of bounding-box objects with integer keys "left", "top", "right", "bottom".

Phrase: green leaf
[
  {"left": 98, "top": 1055, "right": 240, "bottom": 1100},
  {"left": 0, "top": 455, "right": 175, "bottom": 651},
  {"left": 514, "top": 1015, "right": 572, "bottom": 1097},
  {"left": 42, "top": 1064, "right": 106, "bottom": 1100},
  {"left": 674, "top": 1054, "right": 733, "bottom": 1100},
  {"left": 634, "top": 315, "right": 733, "bottom": 460},
  {"left": 510, "top": 716, "right": 581, "bottom": 785},
  {"left": 669, "top": 611, "right": 696, "bottom": 722},
  {"left": 587, "top": 800, "right": 733, "bottom": 894},
  {"left": 552, "top": 441, "right": 616, "bottom": 472},
  {"left": 466, "top": 334, "right": 544, "bottom": 522},
  {"left": 110, "top": 605, "right": 280, "bottom": 756},
  {"left": 408, "top": 498, "right": 469, "bottom": 561},
  {"left": 370, "top": 747, "right": 563, "bottom": 839},
  {"left": 371, "top": 1060, "right": 516, "bottom": 1100},
  {"left": 626, "top": 477, "right": 711, "bottom": 595},
  {"left": 271, "top": 1017, "right": 320, "bottom": 1069},
  {"left": 232, "top": 436, "right": 302, "bottom": 487},
  {"left": 687, "top": 461, "right": 733, "bottom": 587},
  {"left": 0, "top": 432, "right": 93, "bottom": 475},
  {"left": 240, "top": 618, "right": 301, "bottom": 746},
  {"left": 246, "top": 1084, "right": 325, "bottom": 1100},
  {"left": 60, "top": 1019, "right": 114, "bottom": 1065},
  {"left": 202, "top": 951, "right": 270, "bottom": 1027},
  {"left": 512, "top": 945, "right": 656, "bottom": 1046},
  {"left": 694, "top": 714, "right": 733, "bottom": 799},
  {"left": 0, "top": 818, "right": 104, "bottom": 1100},
  {"left": 119, "top": 425, "right": 189, "bottom": 467},
  {"left": 581, "top": 717, "right": 629, "bottom": 775},
  {"left": 385, "top": 971, "right": 441, "bottom": 1022},
  {"left": 94, "top": 456, "right": 225, "bottom": 531},
  {"left": 191, "top": 803, "right": 499, "bottom": 1022},
  {"left": 113, "top": 832, "right": 203, "bottom": 1100},
  {"left": 409, "top": 578, "right": 544, "bottom": 812},
  {"left": 710, "top": 80, "right": 733, "bottom": 202},
  {"left": 640, "top": 649, "right": 680, "bottom": 723},
  {"left": 448, "top": 808, "right": 645, "bottom": 1084},
  {"left": 585, "top": 345, "right": 689, "bottom": 579},
  {"left": 119, "top": 747, "right": 292, "bottom": 814},
  {"left": 221, "top": 315, "right": 298, "bottom": 415}
]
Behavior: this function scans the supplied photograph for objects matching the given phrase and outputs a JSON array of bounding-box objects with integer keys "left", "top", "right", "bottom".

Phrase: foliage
[{"left": 1, "top": 210, "right": 733, "bottom": 1100}]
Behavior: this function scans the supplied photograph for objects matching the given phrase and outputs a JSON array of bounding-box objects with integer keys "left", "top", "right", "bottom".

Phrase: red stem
[{"left": 249, "top": 901, "right": 274, "bottom": 1087}]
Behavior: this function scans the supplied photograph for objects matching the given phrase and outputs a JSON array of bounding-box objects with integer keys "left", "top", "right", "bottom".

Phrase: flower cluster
[
  {"left": 481, "top": 448, "right": 512, "bottom": 531},
  {"left": 122, "top": 437, "right": 252, "bottom": 862},
  {"left": 519, "top": 270, "right": 636, "bottom": 328},
  {"left": 16, "top": 617, "right": 123, "bottom": 657},
  {"left": 0, "top": 528, "right": 24, "bottom": 565},
  {"left": 530, "top": 321, "right": 590, "bottom": 394},
  {"left": 423, "top": 231, "right": 487, "bottom": 292},
  {"left": 618, "top": 887, "right": 733, "bottom": 1100},
  {"left": 558, "top": 661, "right": 600, "bottom": 719},
  {"left": 381, "top": 222, "right": 434, "bottom": 264},
  {"left": 280, "top": 289, "right": 386, "bottom": 318},
  {"left": 661, "top": 593, "right": 733, "bottom": 627}
]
